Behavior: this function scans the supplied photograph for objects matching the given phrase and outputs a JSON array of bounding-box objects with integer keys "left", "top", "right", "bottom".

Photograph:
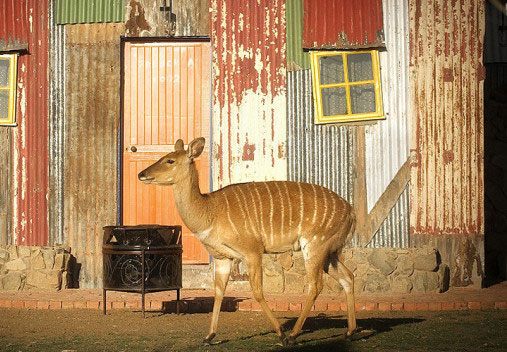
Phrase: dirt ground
[{"left": 0, "top": 308, "right": 506, "bottom": 352}]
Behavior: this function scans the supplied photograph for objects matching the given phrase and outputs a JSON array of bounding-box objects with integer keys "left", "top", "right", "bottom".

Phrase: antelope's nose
[{"left": 138, "top": 171, "right": 147, "bottom": 181}]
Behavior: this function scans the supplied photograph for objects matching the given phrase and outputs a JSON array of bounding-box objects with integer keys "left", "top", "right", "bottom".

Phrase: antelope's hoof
[
  {"left": 276, "top": 333, "right": 289, "bottom": 347},
  {"left": 203, "top": 333, "right": 216, "bottom": 346}
]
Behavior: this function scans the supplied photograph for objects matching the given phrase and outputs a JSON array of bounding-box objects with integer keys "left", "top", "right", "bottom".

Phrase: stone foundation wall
[
  {"left": 226, "top": 248, "right": 450, "bottom": 295},
  {"left": 0, "top": 246, "right": 71, "bottom": 291}
]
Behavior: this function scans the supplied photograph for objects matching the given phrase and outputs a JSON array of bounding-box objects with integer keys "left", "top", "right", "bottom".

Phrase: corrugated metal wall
[
  {"left": 12, "top": 0, "right": 50, "bottom": 245},
  {"left": 64, "top": 23, "right": 124, "bottom": 288},
  {"left": 210, "top": 0, "right": 287, "bottom": 188},
  {"left": 49, "top": 0, "right": 66, "bottom": 245},
  {"left": 302, "top": 0, "right": 385, "bottom": 49},
  {"left": 409, "top": 0, "right": 485, "bottom": 236},
  {"left": 287, "top": 69, "right": 354, "bottom": 203},
  {"left": 0, "top": 0, "right": 29, "bottom": 51},
  {"left": 365, "top": 0, "right": 410, "bottom": 212},
  {"left": 55, "top": 0, "right": 125, "bottom": 24},
  {"left": 286, "top": 0, "right": 309, "bottom": 71}
]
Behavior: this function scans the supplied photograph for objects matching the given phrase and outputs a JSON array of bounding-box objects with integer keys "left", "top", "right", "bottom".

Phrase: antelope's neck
[{"left": 172, "top": 166, "right": 213, "bottom": 234}]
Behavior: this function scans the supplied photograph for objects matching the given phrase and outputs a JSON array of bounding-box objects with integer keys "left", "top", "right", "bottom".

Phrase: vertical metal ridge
[{"left": 49, "top": 0, "right": 66, "bottom": 245}]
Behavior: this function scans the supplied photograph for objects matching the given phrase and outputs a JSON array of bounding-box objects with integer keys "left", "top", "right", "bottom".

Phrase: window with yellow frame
[
  {"left": 310, "top": 50, "right": 384, "bottom": 124},
  {"left": 0, "top": 53, "right": 18, "bottom": 126}
]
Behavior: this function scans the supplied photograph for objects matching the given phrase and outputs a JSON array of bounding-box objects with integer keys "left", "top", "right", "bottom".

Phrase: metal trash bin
[{"left": 102, "top": 225, "right": 182, "bottom": 317}]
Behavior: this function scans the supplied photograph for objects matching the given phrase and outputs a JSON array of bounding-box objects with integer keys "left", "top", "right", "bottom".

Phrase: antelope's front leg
[{"left": 203, "top": 257, "right": 232, "bottom": 345}]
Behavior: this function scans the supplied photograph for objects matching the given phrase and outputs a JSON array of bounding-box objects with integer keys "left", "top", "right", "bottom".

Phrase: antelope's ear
[
  {"left": 188, "top": 137, "right": 205, "bottom": 160},
  {"left": 174, "top": 139, "right": 184, "bottom": 151}
]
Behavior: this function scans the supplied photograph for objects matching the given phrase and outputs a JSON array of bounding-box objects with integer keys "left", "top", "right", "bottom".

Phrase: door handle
[{"left": 130, "top": 146, "right": 137, "bottom": 152}]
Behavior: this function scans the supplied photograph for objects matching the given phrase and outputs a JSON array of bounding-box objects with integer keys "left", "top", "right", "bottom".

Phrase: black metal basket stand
[{"left": 102, "top": 225, "right": 183, "bottom": 318}]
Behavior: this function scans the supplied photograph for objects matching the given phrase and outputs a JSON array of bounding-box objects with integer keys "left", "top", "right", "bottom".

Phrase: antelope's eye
[{"left": 167, "top": 159, "right": 175, "bottom": 164}]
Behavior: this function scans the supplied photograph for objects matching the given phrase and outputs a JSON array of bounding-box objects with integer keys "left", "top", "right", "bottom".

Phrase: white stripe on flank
[
  {"left": 263, "top": 183, "right": 274, "bottom": 244},
  {"left": 282, "top": 182, "right": 292, "bottom": 234},
  {"left": 320, "top": 187, "right": 328, "bottom": 229},
  {"left": 245, "top": 183, "right": 262, "bottom": 235},
  {"left": 253, "top": 184, "right": 266, "bottom": 240},
  {"left": 310, "top": 183, "right": 318, "bottom": 225},
  {"left": 223, "top": 192, "right": 240, "bottom": 236},
  {"left": 326, "top": 195, "right": 337, "bottom": 230},
  {"left": 273, "top": 182, "right": 285, "bottom": 240},
  {"left": 235, "top": 186, "right": 256, "bottom": 236},
  {"left": 297, "top": 183, "right": 304, "bottom": 236}
]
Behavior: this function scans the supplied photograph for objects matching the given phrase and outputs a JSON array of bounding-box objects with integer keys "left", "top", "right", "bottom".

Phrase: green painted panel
[
  {"left": 286, "top": 0, "right": 310, "bottom": 70},
  {"left": 56, "top": 0, "right": 125, "bottom": 24}
]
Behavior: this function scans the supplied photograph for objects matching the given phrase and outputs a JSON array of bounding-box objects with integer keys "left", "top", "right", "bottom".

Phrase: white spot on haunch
[{"left": 300, "top": 237, "right": 309, "bottom": 261}]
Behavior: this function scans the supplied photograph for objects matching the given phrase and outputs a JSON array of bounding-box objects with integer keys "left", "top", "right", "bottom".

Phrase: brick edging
[{"left": 0, "top": 299, "right": 505, "bottom": 312}]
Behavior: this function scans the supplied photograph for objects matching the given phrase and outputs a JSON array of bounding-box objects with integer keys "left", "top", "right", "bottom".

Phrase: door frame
[{"left": 118, "top": 36, "right": 212, "bottom": 226}]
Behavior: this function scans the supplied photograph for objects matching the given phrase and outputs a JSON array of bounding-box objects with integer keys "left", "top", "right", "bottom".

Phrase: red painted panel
[
  {"left": 0, "top": 0, "right": 28, "bottom": 50},
  {"left": 12, "top": 0, "right": 50, "bottom": 245},
  {"left": 303, "top": 0, "right": 384, "bottom": 49}
]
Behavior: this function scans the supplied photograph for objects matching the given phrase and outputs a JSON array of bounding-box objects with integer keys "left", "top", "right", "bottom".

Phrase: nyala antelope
[{"left": 138, "top": 137, "right": 357, "bottom": 346}]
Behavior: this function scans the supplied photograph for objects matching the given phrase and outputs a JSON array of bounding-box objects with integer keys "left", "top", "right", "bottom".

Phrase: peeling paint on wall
[{"left": 211, "top": 0, "right": 287, "bottom": 188}]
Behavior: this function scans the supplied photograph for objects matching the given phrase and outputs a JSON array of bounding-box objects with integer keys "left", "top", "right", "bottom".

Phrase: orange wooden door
[{"left": 122, "top": 41, "right": 211, "bottom": 264}]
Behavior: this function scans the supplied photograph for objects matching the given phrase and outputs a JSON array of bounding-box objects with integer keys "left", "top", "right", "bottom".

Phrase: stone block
[
  {"left": 263, "top": 260, "right": 283, "bottom": 277},
  {"left": 341, "top": 249, "right": 353, "bottom": 261},
  {"left": 356, "top": 263, "right": 369, "bottom": 276},
  {"left": 26, "top": 270, "right": 62, "bottom": 291},
  {"left": 343, "top": 259, "right": 357, "bottom": 273},
  {"left": 324, "top": 274, "right": 343, "bottom": 293},
  {"left": 293, "top": 253, "right": 306, "bottom": 274},
  {"left": 413, "top": 271, "right": 440, "bottom": 293},
  {"left": 18, "top": 246, "right": 31, "bottom": 258},
  {"left": 54, "top": 254, "right": 65, "bottom": 270},
  {"left": 0, "top": 249, "right": 9, "bottom": 262},
  {"left": 31, "top": 252, "right": 46, "bottom": 270},
  {"left": 394, "top": 256, "right": 414, "bottom": 277},
  {"left": 364, "top": 272, "right": 391, "bottom": 293},
  {"left": 42, "top": 249, "right": 56, "bottom": 269},
  {"left": 367, "top": 250, "right": 397, "bottom": 276},
  {"left": 263, "top": 272, "right": 284, "bottom": 293},
  {"left": 5, "top": 258, "right": 27, "bottom": 271},
  {"left": 351, "top": 250, "right": 367, "bottom": 264},
  {"left": 392, "top": 276, "right": 413, "bottom": 294},
  {"left": 413, "top": 249, "right": 439, "bottom": 272},
  {"left": 8, "top": 246, "right": 18, "bottom": 260},
  {"left": 354, "top": 277, "right": 366, "bottom": 293},
  {"left": 277, "top": 252, "right": 293, "bottom": 271},
  {"left": 1, "top": 272, "right": 24, "bottom": 290},
  {"left": 284, "top": 272, "right": 305, "bottom": 294}
]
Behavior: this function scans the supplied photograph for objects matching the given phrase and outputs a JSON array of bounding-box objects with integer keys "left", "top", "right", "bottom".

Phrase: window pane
[
  {"left": 0, "top": 91, "right": 9, "bottom": 119},
  {"left": 350, "top": 84, "right": 376, "bottom": 114},
  {"left": 347, "top": 53, "right": 373, "bottom": 82},
  {"left": 319, "top": 55, "right": 344, "bottom": 84},
  {"left": 0, "top": 59, "right": 9, "bottom": 87},
  {"left": 322, "top": 87, "right": 347, "bottom": 116}
]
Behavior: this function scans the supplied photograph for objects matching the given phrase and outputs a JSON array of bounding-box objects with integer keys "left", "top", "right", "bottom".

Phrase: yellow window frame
[
  {"left": 310, "top": 50, "right": 384, "bottom": 124},
  {"left": 0, "top": 53, "right": 18, "bottom": 126}
]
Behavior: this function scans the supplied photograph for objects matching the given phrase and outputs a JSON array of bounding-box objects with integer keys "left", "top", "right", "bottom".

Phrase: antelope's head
[{"left": 138, "top": 137, "right": 205, "bottom": 186}]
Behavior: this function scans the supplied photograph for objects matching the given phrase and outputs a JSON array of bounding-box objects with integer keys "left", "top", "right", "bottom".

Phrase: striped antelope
[{"left": 138, "top": 137, "right": 357, "bottom": 346}]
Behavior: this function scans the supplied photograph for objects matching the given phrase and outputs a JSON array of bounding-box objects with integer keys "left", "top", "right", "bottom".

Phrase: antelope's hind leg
[
  {"left": 327, "top": 257, "right": 357, "bottom": 336},
  {"left": 204, "top": 258, "right": 232, "bottom": 345},
  {"left": 288, "top": 257, "right": 325, "bottom": 344}
]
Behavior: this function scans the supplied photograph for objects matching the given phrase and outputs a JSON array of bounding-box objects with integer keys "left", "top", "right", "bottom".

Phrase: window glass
[
  {"left": 0, "top": 91, "right": 9, "bottom": 119},
  {"left": 350, "top": 84, "right": 376, "bottom": 114},
  {"left": 347, "top": 53, "right": 373, "bottom": 82},
  {"left": 322, "top": 87, "right": 347, "bottom": 116},
  {"left": 0, "top": 58, "right": 9, "bottom": 87},
  {"left": 319, "top": 55, "right": 344, "bottom": 84}
]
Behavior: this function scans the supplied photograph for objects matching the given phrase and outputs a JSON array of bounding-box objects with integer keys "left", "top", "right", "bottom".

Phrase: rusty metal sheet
[
  {"left": 0, "top": 0, "right": 29, "bottom": 51},
  {"left": 125, "top": 0, "right": 209, "bottom": 37},
  {"left": 64, "top": 23, "right": 125, "bottom": 288},
  {"left": 210, "top": 0, "right": 287, "bottom": 189},
  {"left": 409, "top": 0, "right": 485, "bottom": 236},
  {"left": 12, "top": 0, "right": 50, "bottom": 246},
  {"left": 303, "top": 0, "right": 385, "bottom": 49}
]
